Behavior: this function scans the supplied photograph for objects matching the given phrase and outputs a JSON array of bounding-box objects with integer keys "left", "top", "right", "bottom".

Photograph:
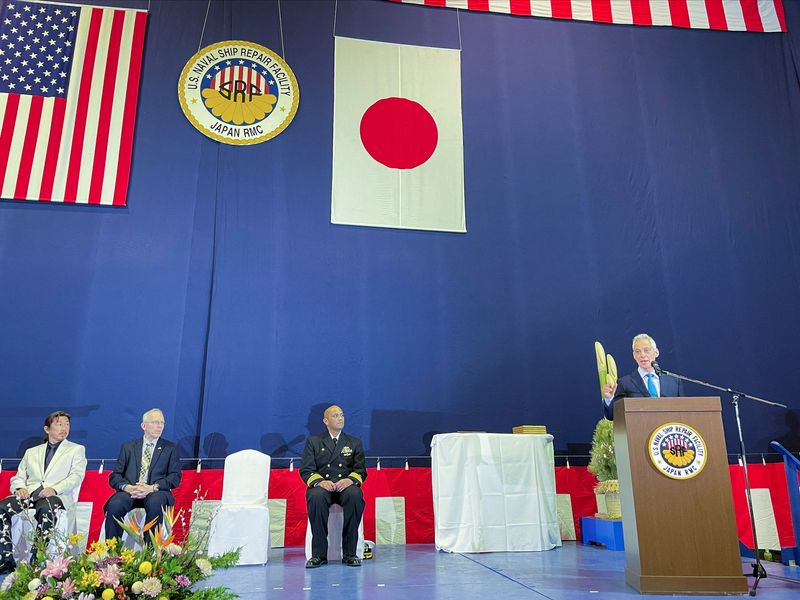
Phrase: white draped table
[{"left": 431, "top": 432, "right": 561, "bottom": 553}]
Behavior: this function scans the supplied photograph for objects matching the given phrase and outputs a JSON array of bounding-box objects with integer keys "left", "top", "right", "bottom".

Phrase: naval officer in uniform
[{"left": 300, "top": 405, "right": 366, "bottom": 568}]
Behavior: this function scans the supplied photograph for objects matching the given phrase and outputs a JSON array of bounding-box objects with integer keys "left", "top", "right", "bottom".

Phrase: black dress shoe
[
  {"left": 305, "top": 557, "right": 328, "bottom": 569},
  {"left": 342, "top": 555, "right": 361, "bottom": 567},
  {"left": 0, "top": 559, "right": 16, "bottom": 575}
]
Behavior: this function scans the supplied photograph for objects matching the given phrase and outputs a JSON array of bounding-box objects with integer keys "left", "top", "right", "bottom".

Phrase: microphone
[{"left": 652, "top": 361, "right": 662, "bottom": 376}]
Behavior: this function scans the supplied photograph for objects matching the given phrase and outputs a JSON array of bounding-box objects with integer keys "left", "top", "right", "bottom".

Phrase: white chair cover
[
  {"left": 304, "top": 504, "right": 365, "bottom": 560},
  {"left": 11, "top": 487, "right": 79, "bottom": 562},
  {"left": 207, "top": 450, "right": 271, "bottom": 565}
]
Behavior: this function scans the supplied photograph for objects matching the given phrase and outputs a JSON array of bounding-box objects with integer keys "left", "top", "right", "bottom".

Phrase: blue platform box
[{"left": 581, "top": 516, "right": 624, "bottom": 551}]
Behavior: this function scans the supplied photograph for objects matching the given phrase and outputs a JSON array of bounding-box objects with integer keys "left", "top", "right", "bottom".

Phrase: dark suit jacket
[
  {"left": 603, "top": 369, "right": 684, "bottom": 420},
  {"left": 109, "top": 437, "right": 182, "bottom": 493},
  {"left": 299, "top": 431, "right": 367, "bottom": 488}
]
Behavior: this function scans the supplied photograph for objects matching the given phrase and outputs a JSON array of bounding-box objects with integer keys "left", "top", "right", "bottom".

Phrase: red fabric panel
[
  {"left": 667, "top": 0, "right": 691, "bottom": 28},
  {"left": 729, "top": 463, "right": 798, "bottom": 549},
  {"left": 510, "top": 0, "right": 533, "bottom": 16},
  {"left": 551, "top": 0, "right": 573, "bottom": 19},
  {"left": 269, "top": 467, "right": 434, "bottom": 545},
  {"left": 467, "top": 0, "right": 491, "bottom": 10},
  {"left": 260, "top": 467, "right": 590, "bottom": 544},
  {"left": 555, "top": 466, "right": 598, "bottom": 539},
  {"left": 362, "top": 468, "right": 435, "bottom": 543},
  {"left": 740, "top": 0, "right": 764, "bottom": 32},
  {"left": 268, "top": 469, "right": 314, "bottom": 546},
  {"left": 170, "top": 470, "right": 225, "bottom": 541},
  {"left": 705, "top": 0, "right": 728, "bottom": 31},
  {"left": 79, "top": 471, "right": 115, "bottom": 544},
  {"left": 0, "top": 473, "right": 14, "bottom": 496},
  {"left": 3, "top": 464, "right": 796, "bottom": 548},
  {"left": 630, "top": 0, "right": 653, "bottom": 26},
  {"left": 591, "top": 0, "right": 613, "bottom": 23},
  {"left": 79, "top": 470, "right": 228, "bottom": 545}
]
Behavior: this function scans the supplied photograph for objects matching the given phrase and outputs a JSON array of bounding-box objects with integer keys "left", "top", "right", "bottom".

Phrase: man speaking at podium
[{"left": 602, "top": 333, "right": 684, "bottom": 420}]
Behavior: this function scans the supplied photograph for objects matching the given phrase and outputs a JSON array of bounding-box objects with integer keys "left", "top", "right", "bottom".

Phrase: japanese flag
[{"left": 331, "top": 37, "right": 466, "bottom": 233}]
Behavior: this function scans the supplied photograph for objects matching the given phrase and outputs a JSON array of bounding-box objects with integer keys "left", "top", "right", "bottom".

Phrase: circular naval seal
[
  {"left": 178, "top": 40, "right": 299, "bottom": 145},
  {"left": 648, "top": 422, "right": 707, "bottom": 480}
]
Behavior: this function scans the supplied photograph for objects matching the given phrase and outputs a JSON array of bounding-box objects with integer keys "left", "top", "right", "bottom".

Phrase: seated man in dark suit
[
  {"left": 300, "top": 405, "right": 367, "bottom": 568},
  {"left": 104, "top": 408, "right": 182, "bottom": 542},
  {"left": 602, "top": 333, "right": 684, "bottom": 420}
]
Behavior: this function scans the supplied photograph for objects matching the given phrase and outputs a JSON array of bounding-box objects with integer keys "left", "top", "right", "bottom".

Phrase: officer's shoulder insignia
[{"left": 648, "top": 422, "right": 707, "bottom": 480}]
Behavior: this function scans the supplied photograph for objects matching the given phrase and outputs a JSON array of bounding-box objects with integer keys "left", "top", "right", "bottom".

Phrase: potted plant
[{"left": 588, "top": 417, "right": 621, "bottom": 519}]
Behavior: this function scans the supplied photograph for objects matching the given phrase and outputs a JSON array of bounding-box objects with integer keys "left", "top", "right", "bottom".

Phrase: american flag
[
  {"left": 0, "top": 0, "right": 147, "bottom": 206},
  {"left": 389, "top": 0, "right": 786, "bottom": 33},
  {"left": 665, "top": 435, "right": 692, "bottom": 453}
]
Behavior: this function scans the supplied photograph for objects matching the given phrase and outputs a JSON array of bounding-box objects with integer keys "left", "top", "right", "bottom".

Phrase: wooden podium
[{"left": 614, "top": 397, "right": 747, "bottom": 595}]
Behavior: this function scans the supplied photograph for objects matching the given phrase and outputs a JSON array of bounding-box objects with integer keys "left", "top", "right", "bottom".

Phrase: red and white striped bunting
[{"left": 388, "top": 0, "right": 787, "bottom": 33}]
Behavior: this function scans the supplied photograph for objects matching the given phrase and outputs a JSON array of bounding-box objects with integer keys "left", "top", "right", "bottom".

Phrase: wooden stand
[{"left": 614, "top": 397, "right": 747, "bottom": 595}]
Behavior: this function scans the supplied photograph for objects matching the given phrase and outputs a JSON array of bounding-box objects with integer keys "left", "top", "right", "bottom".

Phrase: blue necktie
[
  {"left": 44, "top": 443, "right": 58, "bottom": 472},
  {"left": 646, "top": 373, "right": 658, "bottom": 397}
]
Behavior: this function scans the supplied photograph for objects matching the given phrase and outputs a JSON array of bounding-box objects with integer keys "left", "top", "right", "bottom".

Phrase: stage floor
[{"left": 198, "top": 543, "right": 800, "bottom": 599}]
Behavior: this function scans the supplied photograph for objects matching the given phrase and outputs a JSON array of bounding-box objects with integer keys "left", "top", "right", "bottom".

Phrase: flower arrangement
[{"left": 0, "top": 506, "right": 239, "bottom": 600}]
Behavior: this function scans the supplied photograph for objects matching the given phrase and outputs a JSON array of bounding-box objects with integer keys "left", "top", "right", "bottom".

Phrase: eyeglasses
[{"left": 633, "top": 348, "right": 655, "bottom": 356}]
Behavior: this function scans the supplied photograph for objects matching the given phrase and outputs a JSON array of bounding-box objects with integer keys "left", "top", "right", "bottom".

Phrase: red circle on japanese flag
[{"left": 359, "top": 97, "right": 438, "bottom": 169}]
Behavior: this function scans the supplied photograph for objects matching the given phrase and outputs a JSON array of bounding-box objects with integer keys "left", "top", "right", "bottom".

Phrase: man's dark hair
[
  {"left": 44, "top": 411, "right": 71, "bottom": 428},
  {"left": 42, "top": 411, "right": 71, "bottom": 443}
]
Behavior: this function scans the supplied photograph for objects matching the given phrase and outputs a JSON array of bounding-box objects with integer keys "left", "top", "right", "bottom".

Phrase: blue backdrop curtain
[{"left": 0, "top": 0, "right": 798, "bottom": 462}]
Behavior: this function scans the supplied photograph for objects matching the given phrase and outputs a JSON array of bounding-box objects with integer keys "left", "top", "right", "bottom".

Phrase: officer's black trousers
[{"left": 306, "top": 484, "right": 365, "bottom": 558}]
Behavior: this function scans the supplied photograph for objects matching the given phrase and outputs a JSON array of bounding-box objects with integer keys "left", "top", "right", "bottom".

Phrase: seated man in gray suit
[
  {"left": 602, "top": 333, "right": 684, "bottom": 420},
  {"left": 104, "top": 408, "right": 182, "bottom": 542},
  {"left": 0, "top": 411, "right": 87, "bottom": 573}
]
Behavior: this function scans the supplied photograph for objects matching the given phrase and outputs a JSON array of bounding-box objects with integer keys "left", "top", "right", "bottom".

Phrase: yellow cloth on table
[{"left": 512, "top": 425, "right": 547, "bottom": 435}]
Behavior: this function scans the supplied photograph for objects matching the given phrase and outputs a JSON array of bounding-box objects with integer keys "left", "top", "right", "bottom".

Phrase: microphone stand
[{"left": 652, "top": 362, "right": 788, "bottom": 596}]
